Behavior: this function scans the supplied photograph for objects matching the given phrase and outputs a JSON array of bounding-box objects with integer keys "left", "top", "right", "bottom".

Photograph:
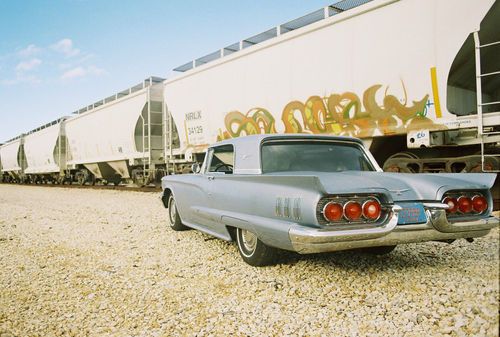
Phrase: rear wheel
[
  {"left": 236, "top": 228, "right": 278, "bottom": 266},
  {"left": 167, "top": 195, "right": 188, "bottom": 231}
]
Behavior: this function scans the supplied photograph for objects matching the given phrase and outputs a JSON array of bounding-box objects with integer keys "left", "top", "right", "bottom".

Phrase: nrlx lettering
[{"left": 185, "top": 111, "right": 202, "bottom": 121}]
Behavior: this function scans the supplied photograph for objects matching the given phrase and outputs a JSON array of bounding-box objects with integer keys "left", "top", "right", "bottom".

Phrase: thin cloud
[
  {"left": 87, "top": 65, "right": 105, "bottom": 76},
  {"left": 51, "top": 38, "right": 80, "bottom": 58},
  {"left": 1, "top": 74, "right": 41, "bottom": 86},
  {"left": 1, "top": 38, "right": 104, "bottom": 85},
  {"left": 19, "top": 44, "right": 41, "bottom": 57},
  {"left": 58, "top": 54, "right": 96, "bottom": 70},
  {"left": 75, "top": 53, "right": 95, "bottom": 64},
  {"left": 60, "top": 65, "right": 105, "bottom": 80},
  {"left": 15, "top": 58, "right": 42, "bottom": 72},
  {"left": 61, "top": 66, "right": 85, "bottom": 80},
  {"left": 59, "top": 63, "right": 73, "bottom": 70}
]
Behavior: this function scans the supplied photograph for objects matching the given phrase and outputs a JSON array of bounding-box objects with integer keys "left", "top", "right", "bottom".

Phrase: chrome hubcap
[
  {"left": 169, "top": 199, "right": 176, "bottom": 223},
  {"left": 240, "top": 229, "right": 257, "bottom": 252}
]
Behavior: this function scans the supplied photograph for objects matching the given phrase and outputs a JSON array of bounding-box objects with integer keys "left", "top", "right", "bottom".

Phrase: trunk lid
[{"left": 305, "top": 172, "right": 496, "bottom": 201}]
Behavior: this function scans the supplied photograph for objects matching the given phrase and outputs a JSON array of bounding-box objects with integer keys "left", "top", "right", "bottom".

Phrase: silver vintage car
[{"left": 161, "top": 135, "right": 498, "bottom": 266}]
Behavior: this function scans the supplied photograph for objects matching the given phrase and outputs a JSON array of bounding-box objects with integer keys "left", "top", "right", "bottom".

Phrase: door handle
[{"left": 207, "top": 176, "right": 215, "bottom": 181}]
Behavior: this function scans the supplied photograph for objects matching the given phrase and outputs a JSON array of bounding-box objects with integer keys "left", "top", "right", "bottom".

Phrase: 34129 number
[{"left": 188, "top": 126, "right": 203, "bottom": 135}]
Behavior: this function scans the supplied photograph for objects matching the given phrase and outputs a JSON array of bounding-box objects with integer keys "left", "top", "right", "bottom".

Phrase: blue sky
[{"left": 0, "top": 0, "right": 332, "bottom": 142}]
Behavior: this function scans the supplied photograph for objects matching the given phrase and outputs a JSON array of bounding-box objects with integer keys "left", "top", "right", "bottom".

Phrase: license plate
[{"left": 397, "top": 203, "right": 427, "bottom": 225}]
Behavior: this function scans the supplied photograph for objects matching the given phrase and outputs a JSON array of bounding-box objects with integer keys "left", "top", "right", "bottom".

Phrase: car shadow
[{"left": 276, "top": 244, "right": 461, "bottom": 272}]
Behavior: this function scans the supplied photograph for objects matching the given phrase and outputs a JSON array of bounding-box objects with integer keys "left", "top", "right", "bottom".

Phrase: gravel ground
[{"left": 0, "top": 185, "right": 498, "bottom": 337}]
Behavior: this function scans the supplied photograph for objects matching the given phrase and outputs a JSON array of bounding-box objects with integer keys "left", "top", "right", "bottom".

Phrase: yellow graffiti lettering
[{"left": 217, "top": 82, "right": 443, "bottom": 141}]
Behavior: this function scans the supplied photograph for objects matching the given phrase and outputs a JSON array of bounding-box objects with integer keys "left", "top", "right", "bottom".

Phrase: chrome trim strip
[
  {"left": 275, "top": 198, "right": 282, "bottom": 217},
  {"left": 422, "top": 202, "right": 450, "bottom": 210},
  {"left": 283, "top": 198, "right": 290, "bottom": 218},
  {"left": 293, "top": 198, "right": 301, "bottom": 220}
]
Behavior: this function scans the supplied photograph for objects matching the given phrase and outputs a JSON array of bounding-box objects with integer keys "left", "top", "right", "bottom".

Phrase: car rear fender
[
  {"left": 435, "top": 173, "right": 496, "bottom": 200},
  {"left": 219, "top": 210, "right": 298, "bottom": 251}
]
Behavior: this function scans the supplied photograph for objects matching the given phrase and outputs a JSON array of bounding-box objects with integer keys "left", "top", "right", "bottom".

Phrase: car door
[
  {"left": 171, "top": 151, "right": 212, "bottom": 226},
  {"left": 197, "top": 144, "right": 235, "bottom": 234}
]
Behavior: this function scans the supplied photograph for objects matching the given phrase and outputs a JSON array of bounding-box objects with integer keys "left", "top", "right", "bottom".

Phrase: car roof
[
  {"left": 210, "top": 134, "right": 371, "bottom": 174},
  {"left": 212, "top": 134, "right": 364, "bottom": 149}
]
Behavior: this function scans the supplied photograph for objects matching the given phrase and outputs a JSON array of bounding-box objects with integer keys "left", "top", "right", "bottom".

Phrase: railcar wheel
[
  {"left": 167, "top": 195, "right": 188, "bottom": 231},
  {"left": 236, "top": 228, "right": 278, "bottom": 266},
  {"left": 360, "top": 245, "right": 397, "bottom": 255},
  {"left": 76, "top": 171, "right": 86, "bottom": 186}
]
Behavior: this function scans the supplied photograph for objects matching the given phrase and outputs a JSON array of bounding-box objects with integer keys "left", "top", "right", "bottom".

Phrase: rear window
[{"left": 261, "top": 140, "right": 375, "bottom": 173}]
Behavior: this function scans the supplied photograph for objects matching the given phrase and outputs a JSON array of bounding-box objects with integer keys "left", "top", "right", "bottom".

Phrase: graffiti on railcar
[{"left": 217, "top": 83, "right": 445, "bottom": 141}]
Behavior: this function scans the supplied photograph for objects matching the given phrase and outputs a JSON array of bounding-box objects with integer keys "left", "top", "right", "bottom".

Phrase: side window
[{"left": 207, "top": 144, "right": 234, "bottom": 174}]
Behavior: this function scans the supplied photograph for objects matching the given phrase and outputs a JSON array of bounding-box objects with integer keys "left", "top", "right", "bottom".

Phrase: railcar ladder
[
  {"left": 143, "top": 117, "right": 150, "bottom": 179},
  {"left": 473, "top": 31, "right": 500, "bottom": 172},
  {"left": 164, "top": 107, "right": 175, "bottom": 175},
  {"left": 139, "top": 106, "right": 152, "bottom": 184}
]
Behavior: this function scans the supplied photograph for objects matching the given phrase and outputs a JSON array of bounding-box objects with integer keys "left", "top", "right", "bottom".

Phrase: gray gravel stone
[{"left": 0, "top": 185, "right": 498, "bottom": 336}]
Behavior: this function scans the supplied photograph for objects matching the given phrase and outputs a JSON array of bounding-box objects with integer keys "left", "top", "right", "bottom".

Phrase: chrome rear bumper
[{"left": 289, "top": 205, "right": 499, "bottom": 254}]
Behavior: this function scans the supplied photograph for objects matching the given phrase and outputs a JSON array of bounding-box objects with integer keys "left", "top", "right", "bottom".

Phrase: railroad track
[{"left": 0, "top": 182, "right": 161, "bottom": 193}]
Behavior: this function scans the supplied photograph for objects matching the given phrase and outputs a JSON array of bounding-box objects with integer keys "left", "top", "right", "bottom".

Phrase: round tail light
[
  {"left": 323, "top": 202, "right": 343, "bottom": 222},
  {"left": 457, "top": 196, "right": 472, "bottom": 213},
  {"left": 443, "top": 197, "right": 458, "bottom": 213},
  {"left": 362, "top": 199, "right": 381, "bottom": 220},
  {"left": 344, "top": 201, "right": 362, "bottom": 221},
  {"left": 472, "top": 195, "right": 488, "bottom": 213}
]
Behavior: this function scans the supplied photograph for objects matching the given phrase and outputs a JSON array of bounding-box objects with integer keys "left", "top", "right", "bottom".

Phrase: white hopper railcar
[
  {"left": 0, "top": 136, "right": 26, "bottom": 183},
  {"left": 64, "top": 77, "right": 166, "bottom": 185},
  {"left": 164, "top": 0, "right": 499, "bottom": 175},
  {"left": 22, "top": 118, "right": 68, "bottom": 184}
]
